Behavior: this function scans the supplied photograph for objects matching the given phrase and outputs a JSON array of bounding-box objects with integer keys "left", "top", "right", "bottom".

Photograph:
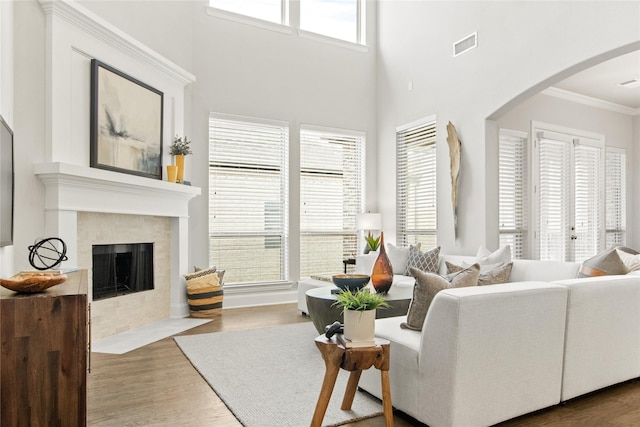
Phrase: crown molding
[
  {"left": 542, "top": 87, "right": 639, "bottom": 116},
  {"left": 39, "top": 0, "right": 196, "bottom": 86}
]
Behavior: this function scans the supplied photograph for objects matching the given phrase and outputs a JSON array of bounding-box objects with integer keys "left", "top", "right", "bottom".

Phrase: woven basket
[{"left": 185, "top": 268, "right": 223, "bottom": 318}]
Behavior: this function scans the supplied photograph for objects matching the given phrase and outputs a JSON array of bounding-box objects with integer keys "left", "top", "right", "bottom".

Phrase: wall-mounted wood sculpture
[{"left": 446, "top": 122, "right": 461, "bottom": 239}]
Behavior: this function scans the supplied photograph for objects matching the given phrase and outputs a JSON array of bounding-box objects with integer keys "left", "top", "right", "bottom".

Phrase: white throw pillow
[
  {"left": 476, "top": 245, "right": 511, "bottom": 266},
  {"left": 617, "top": 248, "right": 640, "bottom": 272},
  {"left": 386, "top": 242, "right": 420, "bottom": 275}
]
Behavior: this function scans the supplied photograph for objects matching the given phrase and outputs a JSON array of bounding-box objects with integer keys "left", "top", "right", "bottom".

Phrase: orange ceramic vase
[
  {"left": 371, "top": 232, "right": 393, "bottom": 294},
  {"left": 175, "top": 155, "right": 185, "bottom": 183}
]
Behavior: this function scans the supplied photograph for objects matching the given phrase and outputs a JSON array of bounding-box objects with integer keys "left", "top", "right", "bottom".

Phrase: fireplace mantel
[{"left": 35, "top": 162, "right": 200, "bottom": 218}]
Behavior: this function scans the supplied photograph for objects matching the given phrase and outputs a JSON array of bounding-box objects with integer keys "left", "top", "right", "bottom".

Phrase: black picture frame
[{"left": 90, "top": 59, "right": 163, "bottom": 179}]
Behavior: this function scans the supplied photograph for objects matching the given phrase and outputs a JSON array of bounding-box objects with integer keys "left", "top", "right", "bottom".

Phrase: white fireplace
[{"left": 35, "top": 162, "right": 200, "bottom": 339}]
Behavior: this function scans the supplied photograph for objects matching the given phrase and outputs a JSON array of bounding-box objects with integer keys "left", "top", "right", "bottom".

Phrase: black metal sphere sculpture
[{"left": 28, "top": 237, "right": 68, "bottom": 271}]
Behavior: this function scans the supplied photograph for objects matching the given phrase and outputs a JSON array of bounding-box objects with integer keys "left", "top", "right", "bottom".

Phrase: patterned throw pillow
[
  {"left": 578, "top": 247, "right": 628, "bottom": 278},
  {"left": 193, "top": 265, "right": 225, "bottom": 284},
  {"left": 401, "top": 264, "right": 480, "bottom": 331},
  {"left": 447, "top": 261, "right": 513, "bottom": 286},
  {"left": 405, "top": 246, "right": 441, "bottom": 276}
]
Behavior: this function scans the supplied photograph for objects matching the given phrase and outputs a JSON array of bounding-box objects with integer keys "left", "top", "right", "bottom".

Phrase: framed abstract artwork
[{"left": 90, "top": 59, "right": 163, "bottom": 179}]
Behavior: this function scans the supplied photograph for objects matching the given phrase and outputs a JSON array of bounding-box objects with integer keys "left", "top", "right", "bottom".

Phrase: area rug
[{"left": 174, "top": 322, "right": 383, "bottom": 427}]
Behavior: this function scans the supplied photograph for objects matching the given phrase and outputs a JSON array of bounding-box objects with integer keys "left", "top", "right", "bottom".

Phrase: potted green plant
[
  {"left": 333, "top": 288, "right": 389, "bottom": 343},
  {"left": 170, "top": 135, "right": 192, "bottom": 183},
  {"left": 364, "top": 232, "right": 381, "bottom": 253}
]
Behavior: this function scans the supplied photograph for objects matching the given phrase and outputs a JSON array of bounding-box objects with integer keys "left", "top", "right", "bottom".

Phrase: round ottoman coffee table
[{"left": 306, "top": 285, "right": 413, "bottom": 334}]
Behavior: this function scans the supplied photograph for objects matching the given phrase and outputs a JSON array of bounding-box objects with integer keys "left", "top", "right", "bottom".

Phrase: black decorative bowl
[{"left": 331, "top": 274, "right": 371, "bottom": 292}]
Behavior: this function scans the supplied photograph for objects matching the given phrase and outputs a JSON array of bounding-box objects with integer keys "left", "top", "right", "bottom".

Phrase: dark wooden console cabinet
[{"left": 1, "top": 270, "right": 88, "bottom": 426}]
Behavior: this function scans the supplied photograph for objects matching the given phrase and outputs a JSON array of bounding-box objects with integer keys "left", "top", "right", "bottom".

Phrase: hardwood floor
[{"left": 89, "top": 303, "right": 640, "bottom": 426}]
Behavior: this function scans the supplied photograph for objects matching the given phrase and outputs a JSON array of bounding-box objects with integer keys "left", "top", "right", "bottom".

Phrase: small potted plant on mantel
[
  {"left": 170, "top": 135, "right": 193, "bottom": 183},
  {"left": 333, "top": 287, "right": 389, "bottom": 344}
]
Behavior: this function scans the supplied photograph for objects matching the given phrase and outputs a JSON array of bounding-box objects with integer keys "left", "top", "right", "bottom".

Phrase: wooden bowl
[{"left": 0, "top": 272, "right": 68, "bottom": 293}]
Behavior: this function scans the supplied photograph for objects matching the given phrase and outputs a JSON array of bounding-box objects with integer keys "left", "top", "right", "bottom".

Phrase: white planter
[{"left": 343, "top": 309, "right": 376, "bottom": 342}]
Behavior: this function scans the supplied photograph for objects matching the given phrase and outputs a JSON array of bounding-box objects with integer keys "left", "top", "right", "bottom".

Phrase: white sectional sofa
[
  {"left": 360, "top": 281, "right": 569, "bottom": 427},
  {"left": 297, "top": 251, "right": 640, "bottom": 426}
]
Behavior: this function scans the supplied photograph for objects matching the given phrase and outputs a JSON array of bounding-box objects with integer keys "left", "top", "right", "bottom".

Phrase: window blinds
[
  {"left": 396, "top": 117, "right": 437, "bottom": 249},
  {"left": 208, "top": 114, "right": 289, "bottom": 285},
  {"left": 498, "top": 130, "right": 528, "bottom": 259},
  {"left": 537, "top": 133, "right": 572, "bottom": 261},
  {"left": 606, "top": 148, "right": 626, "bottom": 246},
  {"left": 299, "top": 126, "right": 364, "bottom": 277},
  {"left": 573, "top": 141, "right": 603, "bottom": 263}
]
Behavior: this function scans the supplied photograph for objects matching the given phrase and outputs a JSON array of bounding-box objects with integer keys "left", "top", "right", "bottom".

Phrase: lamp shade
[{"left": 356, "top": 213, "right": 382, "bottom": 231}]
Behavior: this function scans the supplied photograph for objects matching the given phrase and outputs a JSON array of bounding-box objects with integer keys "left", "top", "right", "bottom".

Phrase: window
[
  {"left": 606, "top": 147, "right": 626, "bottom": 246},
  {"left": 208, "top": 0, "right": 366, "bottom": 46},
  {"left": 208, "top": 0, "right": 286, "bottom": 25},
  {"left": 300, "top": 0, "right": 363, "bottom": 44},
  {"left": 299, "top": 126, "right": 364, "bottom": 277},
  {"left": 498, "top": 129, "right": 528, "bottom": 259},
  {"left": 396, "top": 117, "right": 437, "bottom": 248},
  {"left": 533, "top": 123, "right": 604, "bottom": 263},
  {"left": 208, "top": 114, "right": 289, "bottom": 285}
]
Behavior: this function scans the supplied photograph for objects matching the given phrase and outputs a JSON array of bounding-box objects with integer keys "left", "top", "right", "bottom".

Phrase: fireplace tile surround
[{"left": 79, "top": 213, "right": 170, "bottom": 339}]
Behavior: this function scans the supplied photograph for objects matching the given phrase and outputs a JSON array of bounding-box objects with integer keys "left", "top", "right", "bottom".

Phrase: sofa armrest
[
  {"left": 553, "top": 275, "right": 640, "bottom": 400},
  {"left": 418, "top": 281, "right": 568, "bottom": 427}
]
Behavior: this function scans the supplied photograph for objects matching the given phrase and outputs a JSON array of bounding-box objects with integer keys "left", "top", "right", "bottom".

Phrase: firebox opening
[{"left": 92, "top": 243, "right": 154, "bottom": 301}]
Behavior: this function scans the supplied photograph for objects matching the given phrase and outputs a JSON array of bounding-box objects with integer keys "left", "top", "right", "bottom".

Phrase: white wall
[
  {"left": 634, "top": 115, "right": 640, "bottom": 248},
  {"left": 188, "top": 1, "right": 378, "bottom": 285},
  {"left": 497, "top": 92, "right": 637, "bottom": 249},
  {"left": 12, "top": 0, "right": 48, "bottom": 274},
  {"left": 376, "top": 1, "right": 640, "bottom": 255},
  {"left": 0, "top": 0, "right": 14, "bottom": 277}
]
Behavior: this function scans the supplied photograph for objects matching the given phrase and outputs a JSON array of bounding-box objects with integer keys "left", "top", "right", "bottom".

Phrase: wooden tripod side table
[{"left": 311, "top": 335, "right": 393, "bottom": 427}]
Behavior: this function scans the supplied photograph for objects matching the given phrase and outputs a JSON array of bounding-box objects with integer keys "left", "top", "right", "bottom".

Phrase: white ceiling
[{"left": 550, "top": 50, "right": 640, "bottom": 112}]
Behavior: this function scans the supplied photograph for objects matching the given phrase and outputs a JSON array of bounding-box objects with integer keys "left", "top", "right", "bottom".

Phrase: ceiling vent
[{"left": 453, "top": 32, "right": 477, "bottom": 57}]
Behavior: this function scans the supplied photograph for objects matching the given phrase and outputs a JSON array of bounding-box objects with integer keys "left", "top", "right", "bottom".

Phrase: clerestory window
[
  {"left": 300, "top": 0, "right": 364, "bottom": 44},
  {"left": 208, "top": 0, "right": 366, "bottom": 46},
  {"left": 208, "top": 0, "right": 286, "bottom": 25}
]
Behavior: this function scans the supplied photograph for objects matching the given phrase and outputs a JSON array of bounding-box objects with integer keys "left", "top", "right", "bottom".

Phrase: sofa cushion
[
  {"left": 617, "top": 248, "right": 640, "bottom": 272},
  {"left": 405, "top": 246, "right": 441, "bottom": 276},
  {"left": 578, "top": 247, "right": 628, "bottom": 277},
  {"left": 387, "top": 243, "right": 420, "bottom": 274},
  {"left": 446, "top": 261, "right": 513, "bottom": 286},
  {"left": 401, "top": 264, "right": 479, "bottom": 331},
  {"left": 476, "top": 245, "right": 511, "bottom": 265}
]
